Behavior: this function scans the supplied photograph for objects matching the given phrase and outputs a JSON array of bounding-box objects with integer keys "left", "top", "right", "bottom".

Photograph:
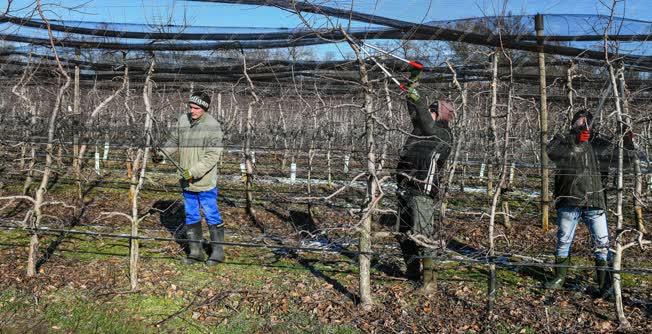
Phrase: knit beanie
[
  {"left": 188, "top": 91, "right": 211, "bottom": 111},
  {"left": 570, "top": 109, "right": 593, "bottom": 128}
]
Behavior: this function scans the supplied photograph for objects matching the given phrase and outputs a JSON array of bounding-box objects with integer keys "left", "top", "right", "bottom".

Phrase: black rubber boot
[
  {"left": 545, "top": 256, "right": 570, "bottom": 290},
  {"left": 206, "top": 224, "right": 225, "bottom": 265},
  {"left": 403, "top": 254, "right": 421, "bottom": 282},
  {"left": 595, "top": 259, "right": 613, "bottom": 299},
  {"left": 183, "top": 223, "right": 204, "bottom": 264}
]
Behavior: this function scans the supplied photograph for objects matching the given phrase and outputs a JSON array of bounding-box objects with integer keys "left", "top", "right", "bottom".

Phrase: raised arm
[{"left": 403, "top": 62, "right": 450, "bottom": 140}]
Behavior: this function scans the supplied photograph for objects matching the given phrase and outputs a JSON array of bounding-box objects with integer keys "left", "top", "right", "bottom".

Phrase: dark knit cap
[
  {"left": 188, "top": 91, "right": 211, "bottom": 111},
  {"left": 571, "top": 109, "right": 593, "bottom": 127}
]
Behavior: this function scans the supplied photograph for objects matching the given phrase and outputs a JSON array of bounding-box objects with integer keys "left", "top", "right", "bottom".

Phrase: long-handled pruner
[
  {"left": 156, "top": 146, "right": 184, "bottom": 174},
  {"left": 357, "top": 44, "right": 403, "bottom": 88},
  {"left": 355, "top": 40, "right": 424, "bottom": 91},
  {"left": 358, "top": 40, "right": 425, "bottom": 72},
  {"left": 359, "top": 41, "right": 413, "bottom": 66},
  {"left": 146, "top": 129, "right": 184, "bottom": 174}
]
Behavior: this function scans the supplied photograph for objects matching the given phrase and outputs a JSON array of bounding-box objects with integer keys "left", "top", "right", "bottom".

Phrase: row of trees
[{"left": 0, "top": 0, "right": 650, "bottom": 330}]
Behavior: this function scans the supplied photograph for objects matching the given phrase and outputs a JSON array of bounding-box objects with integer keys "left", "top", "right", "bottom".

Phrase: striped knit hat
[{"left": 188, "top": 91, "right": 211, "bottom": 111}]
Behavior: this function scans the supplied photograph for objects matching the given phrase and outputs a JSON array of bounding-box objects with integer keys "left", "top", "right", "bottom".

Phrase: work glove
[
  {"left": 399, "top": 83, "right": 420, "bottom": 101},
  {"left": 181, "top": 169, "right": 193, "bottom": 181},
  {"left": 577, "top": 130, "right": 590, "bottom": 143},
  {"left": 150, "top": 149, "right": 164, "bottom": 164}
]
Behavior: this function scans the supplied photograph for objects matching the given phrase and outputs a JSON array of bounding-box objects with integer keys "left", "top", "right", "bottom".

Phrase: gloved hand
[
  {"left": 150, "top": 149, "right": 163, "bottom": 164},
  {"left": 181, "top": 169, "right": 193, "bottom": 181},
  {"left": 577, "top": 130, "right": 590, "bottom": 143},
  {"left": 400, "top": 83, "right": 420, "bottom": 101}
]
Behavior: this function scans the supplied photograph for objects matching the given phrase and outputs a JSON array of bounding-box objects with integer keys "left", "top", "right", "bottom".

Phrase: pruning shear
[{"left": 146, "top": 129, "right": 184, "bottom": 174}]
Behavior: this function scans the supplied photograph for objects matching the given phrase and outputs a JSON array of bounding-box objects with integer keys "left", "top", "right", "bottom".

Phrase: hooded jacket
[
  {"left": 396, "top": 89, "right": 453, "bottom": 198},
  {"left": 161, "top": 112, "right": 223, "bottom": 192},
  {"left": 547, "top": 131, "right": 606, "bottom": 210}
]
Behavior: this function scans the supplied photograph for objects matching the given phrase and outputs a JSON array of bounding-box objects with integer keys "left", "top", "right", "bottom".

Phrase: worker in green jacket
[
  {"left": 152, "top": 91, "right": 225, "bottom": 265},
  {"left": 545, "top": 109, "right": 612, "bottom": 296},
  {"left": 396, "top": 61, "right": 454, "bottom": 291}
]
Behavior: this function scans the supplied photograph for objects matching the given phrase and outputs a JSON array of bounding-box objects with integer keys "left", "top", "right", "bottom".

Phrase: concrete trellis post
[
  {"left": 509, "top": 162, "right": 516, "bottom": 185},
  {"left": 290, "top": 162, "right": 297, "bottom": 182},
  {"left": 103, "top": 141, "right": 110, "bottom": 161},
  {"left": 94, "top": 150, "right": 101, "bottom": 175}
]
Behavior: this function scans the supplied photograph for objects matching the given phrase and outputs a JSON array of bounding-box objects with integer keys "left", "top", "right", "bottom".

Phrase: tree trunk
[
  {"left": 487, "top": 52, "right": 499, "bottom": 196},
  {"left": 617, "top": 68, "right": 647, "bottom": 234},
  {"left": 566, "top": 61, "right": 576, "bottom": 121},
  {"left": 130, "top": 58, "right": 154, "bottom": 290},
  {"left": 443, "top": 62, "right": 468, "bottom": 221},
  {"left": 608, "top": 62, "right": 629, "bottom": 329},
  {"left": 487, "top": 77, "right": 513, "bottom": 322},
  {"left": 345, "top": 36, "right": 376, "bottom": 311},
  {"left": 242, "top": 54, "right": 262, "bottom": 230},
  {"left": 28, "top": 57, "right": 71, "bottom": 277},
  {"left": 378, "top": 79, "right": 393, "bottom": 171}
]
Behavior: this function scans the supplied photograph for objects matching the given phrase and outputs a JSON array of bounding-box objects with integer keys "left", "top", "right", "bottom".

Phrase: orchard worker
[
  {"left": 545, "top": 110, "right": 612, "bottom": 296},
  {"left": 152, "top": 91, "right": 225, "bottom": 265},
  {"left": 395, "top": 61, "right": 454, "bottom": 290}
]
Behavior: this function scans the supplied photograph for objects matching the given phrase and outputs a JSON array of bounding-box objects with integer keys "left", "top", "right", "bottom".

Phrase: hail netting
[{"left": 1, "top": 8, "right": 652, "bottom": 59}]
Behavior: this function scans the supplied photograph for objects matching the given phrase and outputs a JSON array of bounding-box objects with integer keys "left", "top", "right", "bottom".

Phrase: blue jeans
[
  {"left": 555, "top": 207, "right": 610, "bottom": 261},
  {"left": 182, "top": 187, "right": 223, "bottom": 227}
]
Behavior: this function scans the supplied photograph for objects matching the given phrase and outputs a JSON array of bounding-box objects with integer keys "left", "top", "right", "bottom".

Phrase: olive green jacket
[
  {"left": 396, "top": 88, "right": 453, "bottom": 198},
  {"left": 547, "top": 132, "right": 606, "bottom": 210},
  {"left": 161, "top": 112, "right": 223, "bottom": 192}
]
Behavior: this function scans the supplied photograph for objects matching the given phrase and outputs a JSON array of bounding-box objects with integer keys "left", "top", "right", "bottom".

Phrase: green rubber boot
[
  {"left": 183, "top": 223, "right": 205, "bottom": 264},
  {"left": 206, "top": 224, "right": 225, "bottom": 265},
  {"left": 595, "top": 259, "right": 613, "bottom": 299},
  {"left": 545, "top": 256, "right": 570, "bottom": 290}
]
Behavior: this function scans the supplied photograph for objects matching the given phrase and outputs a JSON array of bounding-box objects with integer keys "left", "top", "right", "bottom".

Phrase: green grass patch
[
  {"left": 437, "top": 264, "right": 486, "bottom": 286},
  {"left": 43, "top": 297, "right": 147, "bottom": 333},
  {"left": 68, "top": 239, "right": 130, "bottom": 260}
]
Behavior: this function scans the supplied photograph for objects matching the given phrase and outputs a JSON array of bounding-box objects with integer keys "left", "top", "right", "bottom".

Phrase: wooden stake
[{"left": 536, "top": 13, "right": 550, "bottom": 231}]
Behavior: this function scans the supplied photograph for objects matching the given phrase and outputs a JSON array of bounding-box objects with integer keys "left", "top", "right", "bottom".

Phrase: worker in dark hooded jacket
[
  {"left": 545, "top": 109, "right": 612, "bottom": 296},
  {"left": 395, "top": 61, "right": 454, "bottom": 290}
]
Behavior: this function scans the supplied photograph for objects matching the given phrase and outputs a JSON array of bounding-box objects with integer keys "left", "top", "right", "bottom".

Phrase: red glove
[
  {"left": 577, "top": 130, "right": 590, "bottom": 143},
  {"left": 408, "top": 60, "right": 424, "bottom": 70}
]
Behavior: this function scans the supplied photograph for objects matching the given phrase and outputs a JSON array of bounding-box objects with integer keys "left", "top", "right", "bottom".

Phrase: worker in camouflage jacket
[
  {"left": 395, "top": 61, "right": 454, "bottom": 290},
  {"left": 545, "top": 109, "right": 623, "bottom": 297},
  {"left": 152, "top": 91, "right": 225, "bottom": 265}
]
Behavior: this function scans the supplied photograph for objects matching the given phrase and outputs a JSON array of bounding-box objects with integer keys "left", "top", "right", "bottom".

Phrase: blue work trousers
[
  {"left": 182, "top": 187, "right": 223, "bottom": 227},
  {"left": 555, "top": 206, "right": 610, "bottom": 261}
]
